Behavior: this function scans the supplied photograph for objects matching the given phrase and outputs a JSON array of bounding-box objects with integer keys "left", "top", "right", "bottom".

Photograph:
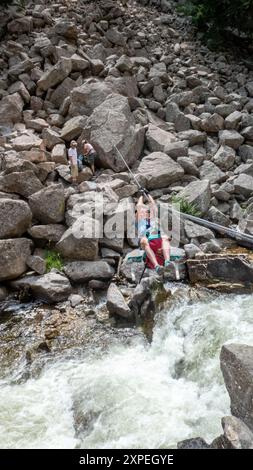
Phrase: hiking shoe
[
  {"left": 155, "top": 265, "right": 164, "bottom": 276},
  {"left": 164, "top": 260, "right": 172, "bottom": 268}
]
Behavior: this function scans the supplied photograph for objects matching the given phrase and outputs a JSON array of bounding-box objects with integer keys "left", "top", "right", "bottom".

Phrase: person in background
[
  {"left": 68, "top": 140, "right": 78, "bottom": 184},
  {"left": 82, "top": 139, "right": 97, "bottom": 175}
]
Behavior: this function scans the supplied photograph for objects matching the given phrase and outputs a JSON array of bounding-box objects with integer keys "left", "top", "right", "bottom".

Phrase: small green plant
[
  {"left": 45, "top": 250, "right": 64, "bottom": 272},
  {"left": 171, "top": 195, "right": 201, "bottom": 217}
]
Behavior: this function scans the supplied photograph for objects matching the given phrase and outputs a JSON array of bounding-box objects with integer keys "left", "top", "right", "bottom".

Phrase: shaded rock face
[
  {"left": 0, "top": 171, "right": 43, "bottom": 198},
  {"left": 0, "top": 238, "right": 33, "bottom": 281},
  {"left": 83, "top": 93, "right": 145, "bottom": 172},
  {"left": 187, "top": 254, "right": 253, "bottom": 292},
  {"left": 0, "top": 198, "right": 32, "bottom": 238},
  {"left": 220, "top": 344, "right": 253, "bottom": 432}
]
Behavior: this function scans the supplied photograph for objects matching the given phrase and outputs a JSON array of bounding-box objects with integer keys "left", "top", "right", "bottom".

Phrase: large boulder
[
  {"left": 212, "top": 416, "right": 253, "bottom": 449},
  {"left": 187, "top": 254, "right": 253, "bottom": 291},
  {"left": 0, "top": 93, "right": 24, "bottom": 124},
  {"left": 11, "top": 134, "right": 42, "bottom": 152},
  {"left": 69, "top": 79, "right": 114, "bottom": 116},
  {"left": 11, "top": 271, "right": 72, "bottom": 303},
  {"left": 64, "top": 260, "right": 114, "bottom": 282},
  {"left": 220, "top": 343, "right": 253, "bottom": 432},
  {"left": 106, "top": 283, "right": 132, "bottom": 319},
  {"left": 0, "top": 199, "right": 32, "bottom": 238},
  {"left": 37, "top": 58, "right": 72, "bottom": 91},
  {"left": 56, "top": 217, "right": 99, "bottom": 260},
  {"left": 145, "top": 124, "right": 176, "bottom": 153},
  {"left": 177, "top": 180, "right": 211, "bottom": 215},
  {"left": 137, "top": 152, "right": 184, "bottom": 190},
  {"left": 83, "top": 94, "right": 145, "bottom": 172},
  {"left": 28, "top": 224, "right": 66, "bottom": 242},
  {"left": 0, "top": 171, "right": 43, "bottom": 198},
  {"left": 219, "top": 130, "right": 244, "bottom": 149},
  {"left": 234, "top": 174, "right": 253, "bottom": 197},
  {"left": 0, "top": 238, "right": 32, "bottom": 281},
  {"left": 184, "top": 220, "right": 215, "bottom": 240},
  {"left": 200, "top": 161, "right": 226, "bottom": 184},
  {"left": 28, "top": 185, "right": 65, "bottom": 223},
  {"left": 213, "top": 145, "right": 235, "bottom": 171},
  {"left": 60, "top": 116, "right": 88, "bottom": 141}
]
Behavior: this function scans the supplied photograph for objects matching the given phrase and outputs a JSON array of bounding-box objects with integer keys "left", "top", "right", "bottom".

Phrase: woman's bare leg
[
  {"left": 140, "top": 237, "right": 159, "bottom": 268},
  {"left": 162, "top": 236, "right": 170, "bottom": 262}
]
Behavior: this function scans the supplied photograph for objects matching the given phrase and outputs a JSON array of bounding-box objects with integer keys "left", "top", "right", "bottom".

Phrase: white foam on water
[{"left": 1, "top": 293, "right": 253, "bottom": 448}]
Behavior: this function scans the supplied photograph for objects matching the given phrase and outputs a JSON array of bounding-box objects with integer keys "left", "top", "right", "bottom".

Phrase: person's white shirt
[{"left": 68, "top": 147, "right": 77, "bottom": 165}]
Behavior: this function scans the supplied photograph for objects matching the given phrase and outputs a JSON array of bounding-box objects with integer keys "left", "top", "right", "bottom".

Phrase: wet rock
[
  {"left": 220, "top": 343, "right": 253, "bottom": 432},
  {"left": 107, "top": 283, "right": 132, "bottom": 319},
  {"left": 0, "top": 286, "right": 8, "bottom": 301},
  {"left": 88, "top": 280, "right": 108, "bottom": 290},
  {"left": 69, "top": 294, "right": 84, "bottom": 307},
  {"left": 64, "top": 260, "right": 114, "bottom": 282},
  {"left": 212, "top": 416, "right": 253, "bottom": 449},
  {"left": 28, "top": 185, "right": 65, "bottom": 224},
  {"left": 187, "top": 254, "right": 253, "bottom": 290},
  {"left": 177, "top": 437, "right": 210, "bottom": 449},
  {"left": 11, "top": 271, "right": 72, "bottom": 303},
  {"left": 137, "top": 151, "right": 184, "bottom": 189},
  {"left": 0, "top": 238, "right": 33, "bottom": 281},
  {"left": 178, "top": 180, "right": 211, "bottom": 215},
  {"left": 0, "top": 199, "right": 32, "bottom": 238}
]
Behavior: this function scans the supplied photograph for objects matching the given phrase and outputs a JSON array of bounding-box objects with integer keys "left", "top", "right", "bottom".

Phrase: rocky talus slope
[{"left": 1, "top": 0, "right": 253, "bottom": 449}]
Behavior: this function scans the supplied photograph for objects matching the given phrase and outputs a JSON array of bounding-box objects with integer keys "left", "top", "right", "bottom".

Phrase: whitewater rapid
[{"left": 1, "top": 292, "right": 253, "bottom": 449}]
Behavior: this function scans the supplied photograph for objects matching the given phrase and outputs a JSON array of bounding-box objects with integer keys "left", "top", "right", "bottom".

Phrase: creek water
[{"left": 0, "top": 291, "right": 253, "bottom": 449}]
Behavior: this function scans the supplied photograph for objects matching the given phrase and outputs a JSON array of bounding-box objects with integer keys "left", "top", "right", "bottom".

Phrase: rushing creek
[{"left": 0, "top": 291, "right": 253, "bottom": 449}]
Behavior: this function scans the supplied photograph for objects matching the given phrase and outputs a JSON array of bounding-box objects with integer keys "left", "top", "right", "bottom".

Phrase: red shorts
[{"left": 145, "top": 238, "right": 164, "bottom": 269}]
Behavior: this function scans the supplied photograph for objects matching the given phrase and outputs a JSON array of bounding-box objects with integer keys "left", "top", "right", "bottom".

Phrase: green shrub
[
  {"left": 178, "top": 0, "right": 253, "bottom": 47},
  {"left": 45, "top": 250, "right": 64, "bottom": 273},
  {"left": 171, "top": 195, "right": 201, "bottom": 217}
]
